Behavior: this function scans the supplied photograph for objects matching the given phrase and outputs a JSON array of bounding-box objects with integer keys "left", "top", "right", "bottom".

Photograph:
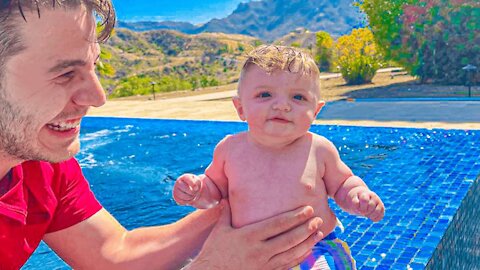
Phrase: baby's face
[{"left": 234, "top": 65, "right": 324, "bottom": 143}]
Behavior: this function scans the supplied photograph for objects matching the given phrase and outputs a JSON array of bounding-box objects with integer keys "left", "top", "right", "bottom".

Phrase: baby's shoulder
[
  {"left": 309, "top": 132, "right": 338, "bottom": 152},
  {"left": 225, "top": 132, "right": 247, "bottom": 142},
  {"left": 309, "top": 132, "right": 331, "bottom": 144},
  {"left": 218, "top": 132, "right": 247, "bottom": 148}
]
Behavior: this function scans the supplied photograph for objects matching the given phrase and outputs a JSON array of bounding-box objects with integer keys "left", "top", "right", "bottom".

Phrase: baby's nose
[{"left": 272, "top": 100, "right": 291, "bottom": 112}]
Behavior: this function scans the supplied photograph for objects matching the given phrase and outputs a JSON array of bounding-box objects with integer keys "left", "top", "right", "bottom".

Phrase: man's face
[{"left": 0, "top": 6, "right": 106, "bottom": 163}]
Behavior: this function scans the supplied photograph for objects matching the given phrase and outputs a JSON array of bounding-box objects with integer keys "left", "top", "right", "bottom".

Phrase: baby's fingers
[
  {"left": 180, "top": 175, "right": 202, "bottom": 192},
  {"left": 358, "top": 192, "right": 372, "bottom": 214},
  {"left": 349, "top": 194, "right": 362, "bottom": 214},
  {"left": 174, "top": 180, "right": 193, "bottom": 195},
  {"left": 173, "top": 182, "right": 196, "bottom": 205},
  {"left": 367, "top": 204, "right": 385, "bottom": 222},
  {"left": 175, "top": 187, "right": 196, "bottom": 201}
]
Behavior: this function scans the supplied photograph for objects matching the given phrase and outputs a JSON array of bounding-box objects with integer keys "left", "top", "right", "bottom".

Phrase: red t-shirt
[{"left": 0, "top": 158, "right": 102, "bottom": 269}]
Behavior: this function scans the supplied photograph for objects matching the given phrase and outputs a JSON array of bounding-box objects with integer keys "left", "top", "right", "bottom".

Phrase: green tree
[
  {"left": 110, "top": 75, "right": 195, "bottom": 97},
  {"left": 96, "top": 52, "right": 116, "bottom": 77},
  {"left": 238, "top": 44, "right": 245, "bottom": 52},
  {"left": 96, "top": 23, "right": 116, "bottom": 78},
  {"left": 209, "top": 78, "right": 219, "bottom": 87},
  {"left": 253, "top": 40, "right": 263, "bottom": 47},
  {"left": 315, "top": 31, "right": 334, "bottom": 72},
  {"left": 290, "top": 42, "right": 301, "bottom": 48},
  {"left": 361, "top": 0, "right": 480, "bottom": 84},
  {"left": 190, "top": 76, "right": 199, "bottom": 91}
]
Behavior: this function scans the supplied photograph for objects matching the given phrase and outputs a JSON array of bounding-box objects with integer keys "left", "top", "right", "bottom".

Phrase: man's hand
[
  {"left": 173, "top": 174, "right": 203, "bottom": 206},
  {"left": 185, "top": 200, "right": 324, "bottom": 270},
  {"left": 348, "top": 187, "right": 385, "bottom": 222}
]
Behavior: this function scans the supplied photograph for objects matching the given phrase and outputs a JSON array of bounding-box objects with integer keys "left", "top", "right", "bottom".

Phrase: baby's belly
[{"left": 229, "top": 190, "right": 338, "bottom": 235}]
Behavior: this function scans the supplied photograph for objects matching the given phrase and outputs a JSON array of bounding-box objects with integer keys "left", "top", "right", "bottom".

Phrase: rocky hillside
[{"left": 118, "top": 0, "right": 364, "bottom": 41}]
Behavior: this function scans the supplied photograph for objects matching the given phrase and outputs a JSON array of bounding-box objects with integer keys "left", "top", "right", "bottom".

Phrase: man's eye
[
  {"left": 257, "top": 92, "right": 271, "bottom": 98},
  {"left": 54, "top": 71, "right": 75, "bottom": 84},
  {"left": 60, "top": 71, "right": 75, "bottom": 79},
  {"left": 293, "top": 94, "right": 306, "bottom": 101}
]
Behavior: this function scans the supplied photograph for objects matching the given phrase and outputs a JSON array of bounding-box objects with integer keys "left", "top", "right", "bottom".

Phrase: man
[{"left": 0, "top": 1, "right": 324, "bottom": 269}]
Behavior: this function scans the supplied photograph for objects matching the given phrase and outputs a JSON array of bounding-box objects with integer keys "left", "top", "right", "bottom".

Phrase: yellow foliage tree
[
  {"left": 334, "top": 28, "right": 383, "bottom": 85},
  {"left": 315, "top": 31, "right": 334, "bottom": 72}
]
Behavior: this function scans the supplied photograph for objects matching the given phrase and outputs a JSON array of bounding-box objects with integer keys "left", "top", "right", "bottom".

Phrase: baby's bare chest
[{"left": 225, "top": 145, "right": 326, "bottom": 199}]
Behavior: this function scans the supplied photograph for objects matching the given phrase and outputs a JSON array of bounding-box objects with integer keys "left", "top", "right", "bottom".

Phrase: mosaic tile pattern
[
  {"left": 24, "top": 119, "right": 480, "bottom": 269},
  {"left": 426, "top": 176, "right": 480, "bottom": 270},
  {"left": 326, "top": 127, "right": 480, "bottom": 269}
]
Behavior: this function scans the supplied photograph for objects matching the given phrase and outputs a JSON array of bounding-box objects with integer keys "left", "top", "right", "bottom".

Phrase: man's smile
[{"left": 46, "top": 118, "right": 82, "bottom": 132}]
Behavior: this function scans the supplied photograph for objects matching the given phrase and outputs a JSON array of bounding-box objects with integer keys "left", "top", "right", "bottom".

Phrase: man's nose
[{"left": 71, "top": 70, "right": 106, "bottom": 107}]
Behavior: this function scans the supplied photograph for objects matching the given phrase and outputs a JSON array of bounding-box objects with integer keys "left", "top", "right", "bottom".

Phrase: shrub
[
  {"left": 360, "top": 0, "right": 480, "bottom": 84},
  {"left": 315, "top": 31, "right": 334, "bottom": 72},
  {"left": 334, "top": 28, "right": 383, "bottom": 85}
]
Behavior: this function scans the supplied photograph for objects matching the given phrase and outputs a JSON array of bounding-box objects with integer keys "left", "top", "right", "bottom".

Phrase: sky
[{"left": 112, "top": 0, "right": 251, "bottom": 24}]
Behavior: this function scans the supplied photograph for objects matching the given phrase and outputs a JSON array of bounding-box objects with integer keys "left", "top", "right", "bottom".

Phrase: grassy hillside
[{"left": 99, "top": 29, "right": 261, "bottom": 98}]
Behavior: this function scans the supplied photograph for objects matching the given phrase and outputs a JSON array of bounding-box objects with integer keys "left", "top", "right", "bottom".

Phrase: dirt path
[{"left": 89, "top": 72, "right": 480, "bottom": 130}]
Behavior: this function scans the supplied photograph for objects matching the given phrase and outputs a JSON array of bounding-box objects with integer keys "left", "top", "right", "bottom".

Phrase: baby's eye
[
  {"left": 293, "top": 94, "right": 306, "bottom": 101},
  {"left": 257, "top": 92, "right": 271, "bottom": 98}
]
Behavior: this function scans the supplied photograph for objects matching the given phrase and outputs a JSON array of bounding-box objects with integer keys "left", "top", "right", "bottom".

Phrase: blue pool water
[{"left": 24, "top": 117, "right": 480, "bottom": 269}]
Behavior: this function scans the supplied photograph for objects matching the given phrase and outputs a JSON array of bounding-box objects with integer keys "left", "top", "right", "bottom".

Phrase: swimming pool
[{"left": 24, "top": 117, "right": 480, "bottom": 269}]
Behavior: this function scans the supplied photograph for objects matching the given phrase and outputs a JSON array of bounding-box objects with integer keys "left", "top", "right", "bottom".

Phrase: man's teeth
[{"left": 47, "top": 122, "right": 79, "bottom": 131}]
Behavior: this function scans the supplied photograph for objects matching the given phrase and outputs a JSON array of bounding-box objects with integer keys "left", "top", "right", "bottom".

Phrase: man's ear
[
  {"left": 314, "top": 100, "right": 326, "bottom": 117},
  {"left": 232, "top": 96, "right": 246, "bottom": 121}
]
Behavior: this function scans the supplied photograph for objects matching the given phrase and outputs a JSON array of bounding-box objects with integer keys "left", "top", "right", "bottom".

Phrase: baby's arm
[
  {"left": 320, "top": 137, "right": 385, "bottom": 222},
  {"left": 173, "top": 137, "right": 229, "bottom": 209},
  {"left": 173, "top": 173, "right": 221, "bottom": 209}
]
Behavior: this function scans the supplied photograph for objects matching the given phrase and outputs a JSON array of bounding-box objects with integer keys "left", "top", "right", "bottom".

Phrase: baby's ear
[
  {"left": 232, "top": 96, "right": 246, "bottom": 121},
  {"left": 315, "top": 100, "right": 326, "bottom": 116}
]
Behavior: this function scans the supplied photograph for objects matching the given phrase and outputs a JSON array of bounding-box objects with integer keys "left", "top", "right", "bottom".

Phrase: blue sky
[{"left": 112, "top": 0, "right": 251, "bottom": 24}]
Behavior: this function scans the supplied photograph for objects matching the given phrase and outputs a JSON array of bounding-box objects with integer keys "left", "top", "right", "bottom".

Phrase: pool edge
[{"left": 426, "top": 175, "right": 480, "bottom": 269}]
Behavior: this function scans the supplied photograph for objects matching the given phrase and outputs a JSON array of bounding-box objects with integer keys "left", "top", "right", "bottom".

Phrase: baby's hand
[
  {"left": 173, "top": 173, "right": 203, "bottom": 206},
  {"left": 349, "top": 187, "right": 385, "bottom": 222}
]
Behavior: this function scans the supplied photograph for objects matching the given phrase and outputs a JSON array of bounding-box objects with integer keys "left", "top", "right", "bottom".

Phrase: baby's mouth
[{"left": 269, "top": 117, "right": 290, "bottom": 123}]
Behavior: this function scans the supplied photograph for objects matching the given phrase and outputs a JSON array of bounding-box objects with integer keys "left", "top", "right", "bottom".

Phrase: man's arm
[
  {"left": 44, "top": 203, "right": 323, "bottom": 270},
  {"left": 44, "top": 207, "right": 219, "bottom": 270}
]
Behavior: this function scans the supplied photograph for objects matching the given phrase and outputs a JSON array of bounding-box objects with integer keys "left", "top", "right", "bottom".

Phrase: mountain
[
  {"left": 117, "top": 0, "right": 365, "bottom": 41},
  {"left": 275, "top": 28, "right": 318, "bottom": 48},
  {"left": 117, "top": 21, "right": 197, "bottom": 32}
]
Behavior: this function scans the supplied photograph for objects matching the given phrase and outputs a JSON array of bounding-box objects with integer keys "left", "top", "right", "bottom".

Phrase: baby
[{"left": 173, "top": 45, "right": 385, "bottom": 269}]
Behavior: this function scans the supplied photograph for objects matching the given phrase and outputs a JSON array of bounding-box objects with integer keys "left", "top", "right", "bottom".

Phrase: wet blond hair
[
  {"left": 238, "top": 44, "right": 320, "bottom": 94},
  {"left": 242, "top": 45, "right": 319, "bottom": 75}
]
